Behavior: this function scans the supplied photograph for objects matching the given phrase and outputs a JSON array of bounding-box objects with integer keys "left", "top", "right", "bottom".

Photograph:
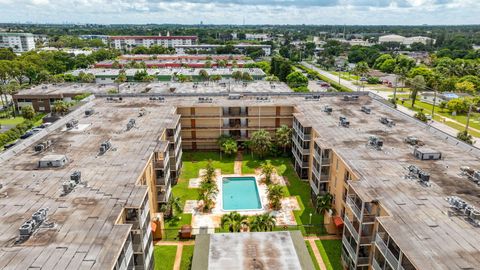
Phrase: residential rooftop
[
  {"left": 0, "top": 98, "right": 177, "bottom": 269},
  {"left": 295, "top": 96, "right": 480, "bottom": 269},
  {"left": 68, "top": 67, "right": 266, "bottom": 77}
]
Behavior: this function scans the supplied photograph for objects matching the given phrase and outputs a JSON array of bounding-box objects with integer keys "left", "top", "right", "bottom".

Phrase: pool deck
[{"left": 185, "top": 170, "right": 300, "bottom": 234}]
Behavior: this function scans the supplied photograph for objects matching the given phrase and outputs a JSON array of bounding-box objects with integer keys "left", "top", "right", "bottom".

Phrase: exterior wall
[{"left": 0, "top": 33, "right": 35, "bottom": 53}]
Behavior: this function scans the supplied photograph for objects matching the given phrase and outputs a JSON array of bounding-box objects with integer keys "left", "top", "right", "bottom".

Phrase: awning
[
  {"left": 151, "top": 222, "right": 157, "bottom": 233},
  {"left": 333, "top": 216, "right": 344, "bottom": 227}
]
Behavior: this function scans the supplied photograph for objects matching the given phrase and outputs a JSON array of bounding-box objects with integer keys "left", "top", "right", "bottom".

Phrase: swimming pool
[{"left": 222, "top": 176, "right": 262, "bottom": 211}]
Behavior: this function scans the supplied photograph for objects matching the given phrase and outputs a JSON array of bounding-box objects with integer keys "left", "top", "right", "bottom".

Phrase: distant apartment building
[
  {"left": 245, "top": 33, "right": 271, "bottom": 42},
  {"left": 110, "top": 34, "right": 198, "bottom": 50},
  {"left": 0, "top": 32, "right": 36, "bottom": 53},
  {"left": 79, "top": 34, "right": 109, "bottom": 44},
  {"left": 174, "top": 44, "right": 272, "bottom": 56},
  {"left": 378, "top": 34, "right": 435, "bottom": 47}
]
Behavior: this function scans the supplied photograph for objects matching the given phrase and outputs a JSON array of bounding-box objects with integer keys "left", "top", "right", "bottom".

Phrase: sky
[{"left": 0, "top": 0, "right": 479, "bottom": 25}]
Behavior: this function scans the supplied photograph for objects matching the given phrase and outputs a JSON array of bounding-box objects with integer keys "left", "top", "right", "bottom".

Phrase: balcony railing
[
  {"left": 346, "top": 196, "right": 362, "bottom": 220},
  {"left": 342, "top": 236, "right": 357, "bottom": 260},
  {"left": 344, "top": 215, "right": 359, "bottom": 240},
  {"left": 372, "top": 258, "right": 382, "bottom": 270},
  {"left": 363, "top": 214, "right": 377, "bottom": 223},
  {"left": 357, "top": 257, "right": 370, "bottom": 266},
  {"left": 360, "top": 235, "right": 373, "bottom": 245},
  {"left": 154, "top": 160, "right": 165, "bottom": 169},
  {"left": 375, "top": 234, "right": 399, "bottom": 270}
]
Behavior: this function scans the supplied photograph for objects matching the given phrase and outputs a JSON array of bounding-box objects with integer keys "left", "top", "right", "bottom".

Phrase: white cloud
[{"left": 0, "top": 0, "right": 478, "bottom": 24}]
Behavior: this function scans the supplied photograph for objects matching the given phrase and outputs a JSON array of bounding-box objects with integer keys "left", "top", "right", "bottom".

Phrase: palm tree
[
  {"left": 353, "top": 61, "right": 369, "bottom": 90},
  {"left": 315, "top": 193, "right": 334, "bottom": 216},
  {"left": 161, "top": 196, "right": 183, "bottom": 218},
  {"left": 267, "top": 184, "right": 284, "bottom": 210},
  {"left": 249, "top": 213, "right": 276, "bottom": 232},
  {"left": 275, "top": 125, "right": 292, "bottom": 153},
  {"left": 53, "top": 100, "right": 69, "bottom": 115},
  {"left": 260, "top": 161, "right": 275, "bottom": 185},
  {"left": 202, "top": 160, "right": 216, "bottom": 184},
  {"left": 408, "top": 75, "right": 426, "bottom": 108},
  {"left": 220, "top": 211, "right": 248, "bottom": 232},
  {"left": 250, "top": 129, "right": 272, "bottom": 158},
  {"left": 198, "top": 181, "right": 218, "bottom": 212},
  {"left": 199, "top": 69, "right": 209, "bottom": 82}
]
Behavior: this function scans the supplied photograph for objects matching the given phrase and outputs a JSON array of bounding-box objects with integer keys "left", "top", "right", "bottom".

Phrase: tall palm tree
[
  {"left": 275, "top": 125, "right": 292, "bottom": 153},
  {"left": 220, "top": 212, "right": 248, "bottom": 232},
  {"left": 267, "top": 184, "right": 285, "bottom": 210},
  {"left": 249, "top": 213, "right": 276, "bottom": 232},
  {"left": 202, "top": 160, "right": 216, "bottom": 184},
  {"left": 198, "top": 180, "right": 218, "bottom": 212},
  {"left": 161, "top": 196, "right": 183, "bottom": 218},
  {"left": 260, "top": 161, "right": 275, "bottom": 185},
  {"left": 315, "top": 193, "right": 334, "bottom": 216}
]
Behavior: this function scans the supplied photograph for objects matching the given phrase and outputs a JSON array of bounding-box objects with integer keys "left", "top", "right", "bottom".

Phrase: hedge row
[
  {"left": 297, "top": 64, "right": 353, "bottom": 92},
  {"left": 0, "top": 114, "right": 44, "bottom": 149}
]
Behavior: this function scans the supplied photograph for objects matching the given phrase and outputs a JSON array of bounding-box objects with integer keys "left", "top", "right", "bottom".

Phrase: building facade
[
  {"left": 0, "top": 32, "right": 35, "bottom": 53},
  {"left": 110, "top": 35, "right": 197, "bottom": 50}
]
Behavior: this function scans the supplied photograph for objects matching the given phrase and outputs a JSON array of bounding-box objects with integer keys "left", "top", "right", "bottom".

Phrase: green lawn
[
  {"left": 393, "top": 95, "right": 480, "bottom": 137},
  {"left": 164, "top": 152, "right": 236, "bottom": 238},
  {"left": 242, "top": 155, "right": 325, "bottom": 235},
  {"left": 180, "top": 245, "right": 194, "bottom": 270},
  {"left": 315, "top": 240, "right": 342, "bottom": 270},
  {"left": 0, "top": 116, "right": 25, "bottom": 126},
  {"left": 154, "top": 245, "right": 177, "bottom": 270},
  {"left": 330, "top": 71, "right": 359, "bottom": 81},
  {"left": 305, "top": 241, "right": 321, "bottom": 270}
]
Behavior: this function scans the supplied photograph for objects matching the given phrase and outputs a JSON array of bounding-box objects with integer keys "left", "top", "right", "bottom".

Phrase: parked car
[
  {"left": 38, "top": 123, "right": 52, "bottom": 129},
  {"left": 20, "top": 130, "right": 35, "bottom": 139},
  {"left": 4, "top": 141, "right": 17, "bottom": 149}
]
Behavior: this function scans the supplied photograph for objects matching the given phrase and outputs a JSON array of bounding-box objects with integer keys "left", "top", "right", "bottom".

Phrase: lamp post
[
  {"left": 465, "top": 103, "right": 473, "bottom": 133},
  {"left": 309, "top": 213, "right": 313, "bottom": 225}
]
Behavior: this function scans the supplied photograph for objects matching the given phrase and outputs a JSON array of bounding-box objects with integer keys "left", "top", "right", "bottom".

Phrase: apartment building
[
  {"left": 2, "top": 87, "right": 480, "bottom": 269},
  {"left": 245, "top": 33, "right": 271, "bottom": 42},
  {"left": 0, "top": 99, "right": 182, "bottom": 269},
  {"left": 292, "top": 95, "right": 480, "bottom": 270},
  {"left": 174, "top": 44, "right": 272, "bottom": 56},
  {"left": 110, "top": 35, "right": 197, "bottom": 50},
  {"left": 0, "top": 32, "right": 36, "bottom": 53}
]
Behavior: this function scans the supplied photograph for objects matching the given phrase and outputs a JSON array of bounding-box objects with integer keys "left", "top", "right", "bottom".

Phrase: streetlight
[
  {"left": 309, "top": 213, "right": 313, "bottom": 225},
  {"left": 465, "top": 103, "right": 474, "bottom": 133}
]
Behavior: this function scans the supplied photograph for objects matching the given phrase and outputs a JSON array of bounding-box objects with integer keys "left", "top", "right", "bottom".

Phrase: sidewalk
[{"left": 302, "top": 62, "right": 480, "bottom": 148}]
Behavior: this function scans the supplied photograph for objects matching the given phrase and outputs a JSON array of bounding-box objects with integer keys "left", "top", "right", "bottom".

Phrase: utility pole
[
  {"left": 465, "top": 103, "right": 473, "bottom": 132},
  {"left": 431, "top": 90, "right": 437, "bottom": 119}
]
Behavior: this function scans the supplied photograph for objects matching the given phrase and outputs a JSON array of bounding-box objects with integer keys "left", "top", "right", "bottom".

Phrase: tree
[
  {"left": 265, "top": 75, "right": 279, "bottom": 82},
  {"left": 267, "top": 184, "right": 284, "bottom": 210},
  {"left": 220, "top": 212, "right": 248, "bottom": 232},
  {"left": 275, "top": 125, "right": 292, "bottom": 153},
  {"left": 249, "top": 213, "right": 276, "bottom": 232},
  {"left": 232, "top": 70, "right": 243, "bottom": 81},
  {"left": 353, "top": 61, "right": 369, "bottom": 77},
  {"left": 115, "top": 70, "right": 127, "bottom": 83},
  {"left": 249, "top": 129, "right": 272, "bottom": 158},
  {"left": 53, "top": 100, "right": 69, "bottom": 115},
  {"left": 199, "top": 69, "right": 209, "bottom": 81},
  {"left": 218, "top": 135, "right": 238, "bottom": 156},
  {"left": 315, "top": 193, "right": 334, "bottom": 215},
  {"left": 408, "top": 75, "right": 426, "bottom": 108},
  {"left": 414, "top": 112, "right": 428, "bottom": 122},
  {"left": 160, "top": 196, "right": 183, "bottom": 218},
  {"left": 202, "top": 160, "right": 216, "bottom": 184},
  {"left": 447, "top": 98, "right": 471, "bottom": 114},
  {"left": 198, "top": 180, "right": 218, "bottom": 212},
  {"left": 260, "top": 161, "right": 275, "bottom": 185},
  {"left": 457, "top": 131, "right": 474, "bottom": 145},
  {"left": 133, "top": 69, "right": 149, "bottom": 81},
  {"left": 204, "top": 60, "right": 212, "bottom": 68},
  {"left": 21, "top": 105, "right": 35, "bottom": 120},
  {"left": 455, "top": 81, "right": 475, "bottom": 94},
  {"left": 286, "top": 71, "right": 308, "bottom": 89},
  {"left": 77, "top": 72, "right": 95, "bottom": 83},
  {"left": 242, "top": 72, "right": 253, "bottom": 81}
]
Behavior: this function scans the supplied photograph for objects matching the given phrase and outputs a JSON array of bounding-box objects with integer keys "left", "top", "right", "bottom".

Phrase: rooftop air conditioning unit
[
  {"left": 99, "top": 140, "right": 111, "bottom": 155},
  {"left": 380, "top": 117, "right": 395, "bottom": 127},
  {"left": 323, "top": 106, "right": 332, "bottom": 114},
  {"left": 339, "top": 116, "right": 350, "bottom": 128},
  {"left": 70, "top": 171, "right": 81, "bottom": 183},
  {"left": 367, "top": 136, "right": 383, "bottom": 150},
  {"left": 361, "top": 106, "right": 371, "bottom": 114},
  {"left": 85, "top": 109, "right": 95, "bottom": 116}
]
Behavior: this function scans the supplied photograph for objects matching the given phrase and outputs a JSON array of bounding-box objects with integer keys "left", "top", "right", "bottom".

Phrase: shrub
[
  {"left": 367, "top": 77, "right": 381, "bottom": 84},
  {"left": 414, "top": 112, "right": 428, "bottom": 122}
]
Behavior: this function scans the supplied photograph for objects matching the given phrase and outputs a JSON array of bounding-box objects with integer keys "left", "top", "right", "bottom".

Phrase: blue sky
[{"left": 0, "top": 0, "right": 478, "bottom": 25}]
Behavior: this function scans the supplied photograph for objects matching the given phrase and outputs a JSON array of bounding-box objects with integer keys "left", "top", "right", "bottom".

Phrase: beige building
[{"left": 1, "top": 89, "right": 480, "bottom": 270}]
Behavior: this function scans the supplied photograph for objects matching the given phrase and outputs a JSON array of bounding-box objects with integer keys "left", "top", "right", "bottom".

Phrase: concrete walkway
[
  {"left": 155, "top": 241, "right": 195, "bottom": 270},
  {"left": 302, "top": 62, "right": 480, "bottom": 148},
  {"left": 307, "top": 239, "right": 328, "bottom": 270},
  {"left": 234, "top": 151, "right": 243, "bottom": 174},
  {"left": 304, "top": 235, "right": 342, "bottom": 241}
]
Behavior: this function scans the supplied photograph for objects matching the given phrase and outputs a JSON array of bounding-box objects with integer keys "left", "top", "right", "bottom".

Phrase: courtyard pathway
[
  {"left": 307, "top": 239, "right": 328, "bottom": 270},
  {"left": 155, "top": 241, "right": 195, "bottom": 270},
  {"left": 234, "top": 151, "right": 243, "bottom": 174}
]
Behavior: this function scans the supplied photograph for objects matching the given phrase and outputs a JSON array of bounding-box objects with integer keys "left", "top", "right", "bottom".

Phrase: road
[{"left": 302, "top": 62, "right": 480, "bottom": 148}]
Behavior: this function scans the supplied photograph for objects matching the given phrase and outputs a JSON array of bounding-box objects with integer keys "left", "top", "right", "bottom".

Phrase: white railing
[
  {"left": 342, "top": 236, "right": 357, "bottom": 260},
  {"left": 344, "top": 215, "right": 359, "bottom": 240},
  {"left": 346, "top": 196, "right": 362, "bottom": 220},
  {"left": 375, "top": 234, "right": 399, "bottom": 270},
  {"left": 372, "top": 258, "right": 382, "bottom": 270}
]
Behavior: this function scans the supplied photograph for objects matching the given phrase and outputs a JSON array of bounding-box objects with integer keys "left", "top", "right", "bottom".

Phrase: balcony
[
  {"left": 344, "top": 215, "right": 359, "bottom": 240},
  {"left": 375, "top": 234, "right": 399, "bottom": 270},
  {"left": 346, "top": 196, "right": 362, "bottom": 220},
  {"left": 363, "top": 214, "right": 377, "bottom": 223},
  {"left": 360, "top": 235, "right": 373, "bottom": 245},
  {"left": 154, "top": 160, "right": 165, "bottom": 169},
  {"left": 342, "top": 236, "right": 357, "bottom": 260},
  {"left": 372, "top": 258, "right": 382, "bottom": 270},
  {"left": 357, "top": 256, "right": 370, "bottom": 266}
]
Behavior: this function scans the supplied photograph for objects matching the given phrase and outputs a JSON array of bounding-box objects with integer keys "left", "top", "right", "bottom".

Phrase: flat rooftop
[
  {"left": 68, "top": 67, "right": 266, "bottom": 77},
  {"left": 0, "top": 98, "right": 178, "bottom": 269},
  {"left": 14, "top": 81, "right": 292, "bottom": 97},
  {"left": 295, "top": 96, "right": 480, "bottom": 269},
  {"left": 192, "top": 231, "right": 314, "bottom": 270}
]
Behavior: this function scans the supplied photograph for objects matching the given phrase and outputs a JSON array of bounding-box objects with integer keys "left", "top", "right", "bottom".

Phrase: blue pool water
[{"left": 222, "top": 177, "right": 262, "bottom": 210}]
